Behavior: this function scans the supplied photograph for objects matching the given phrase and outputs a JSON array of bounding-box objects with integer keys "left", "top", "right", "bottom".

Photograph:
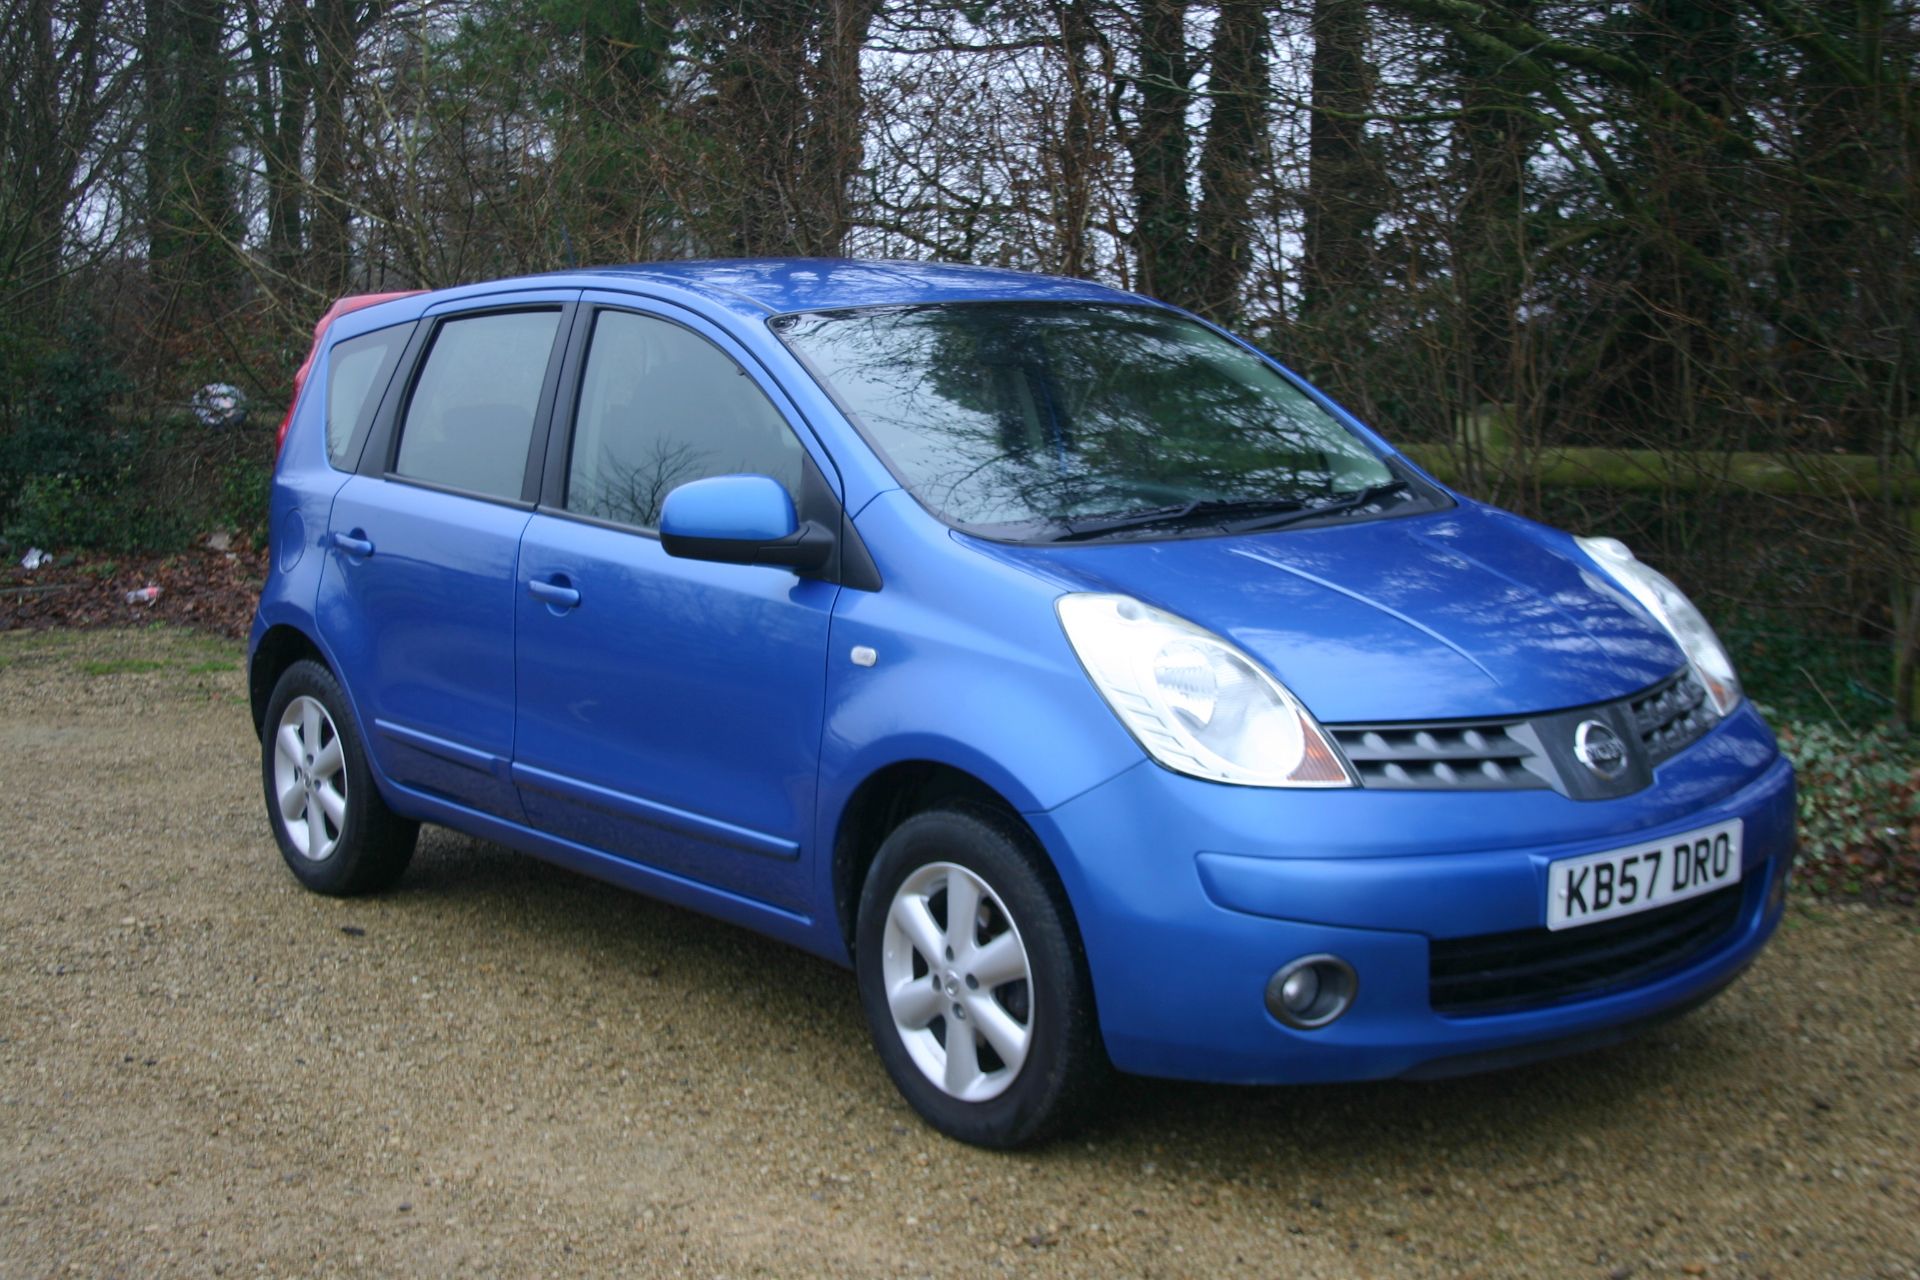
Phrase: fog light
[
  {"left": 1280, "top": 965, "right": 1319, "bottom": 1011},
  {"left": 1264, "top": 955, "right": 1357, "bottom": 1030}
]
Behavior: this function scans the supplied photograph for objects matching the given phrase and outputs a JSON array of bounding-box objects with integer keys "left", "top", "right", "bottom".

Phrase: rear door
[
  {"left": 318, "top": 292, "right": 576, "bottom": 820},
  {"left": 509, "top": 295, "right": 838, "bottom": 912}
]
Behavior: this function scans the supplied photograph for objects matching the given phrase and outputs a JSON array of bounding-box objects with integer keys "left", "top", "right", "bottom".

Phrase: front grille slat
[
  {"left": 1633, "top": 670, "right": 1714, "bottom": 765},
  {"left": 1332, "top": 720, "right": 1549, "bottom": 792},
  {"left": 1428, "top": 885, "right": 1744, "bottom": 1016}
]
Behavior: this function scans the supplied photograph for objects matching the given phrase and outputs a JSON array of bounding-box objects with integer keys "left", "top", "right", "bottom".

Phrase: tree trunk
[
  {"left": 1126, "top": 0, "right": 1194, "bottom": 305},
  {"left": 1049, "top": 0, "right": 1102, "bottom": 277},
  {"left": 1300, "top": 0, "right": 1376, "bottom": 342},
  {"left": 1193, "top": 0, "right": 1270, "bottom": 322},
  {"left": 270, "top": 2, "right": 310, "bottom": 279},
  {"left": 800, "top": 0, "right": 882, "bottom": 254},
  {"left": 143, "top": 0, "right": 238, "bottom": 304},
  {"left": 308, "top": 0, "right": 357, "bottom": 296},
  {"left": 1448, "top": 0, "right": 1536, "bottom": 413}
]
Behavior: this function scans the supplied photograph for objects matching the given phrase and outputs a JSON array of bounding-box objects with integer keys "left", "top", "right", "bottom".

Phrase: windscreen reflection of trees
[{"left": 790, "top": 308, "right": 1390, "bottom": 529}]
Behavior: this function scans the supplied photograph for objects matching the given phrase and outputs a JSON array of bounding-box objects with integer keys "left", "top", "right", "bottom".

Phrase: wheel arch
[
  {"left": 831, "top": 759, "right": 1075, "bottom": 961},
  {"left": 249, "top": 623, "right": 329, "bottom": 736}
]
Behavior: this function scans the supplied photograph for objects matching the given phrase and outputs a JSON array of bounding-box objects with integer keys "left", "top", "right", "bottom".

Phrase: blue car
[{"left": 249, "top": 260, "right": 1794, "bottom": 1148}]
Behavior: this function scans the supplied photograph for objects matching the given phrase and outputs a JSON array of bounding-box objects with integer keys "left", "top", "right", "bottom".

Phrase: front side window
[
  {"left": 395, "top": 310, "right": 560, "bottom": 499},
  {"left": 565, "top": 310, "right": 804, "bottom": 529},
  {"left": 325, "top": 325, "right": 410, "bottom": 468},
  {"left": 778, "top": 303, "right": 1417, "bottom": 540}
]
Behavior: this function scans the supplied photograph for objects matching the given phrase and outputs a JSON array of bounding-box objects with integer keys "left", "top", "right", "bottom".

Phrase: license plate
[{"left": 1546, "top": 819, "right": 1742, "bottom": 931}]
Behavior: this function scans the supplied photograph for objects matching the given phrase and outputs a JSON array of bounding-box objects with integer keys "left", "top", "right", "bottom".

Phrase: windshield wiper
[
  {"left": 1046, "top": 483, "right": 1413, "bottom": 543},
  {"left": 1048, "top": 497, "right": 1313, "bottom": 542},
  {"left": 1216, "top": 480, "right": 1411, "bottom": 535}
]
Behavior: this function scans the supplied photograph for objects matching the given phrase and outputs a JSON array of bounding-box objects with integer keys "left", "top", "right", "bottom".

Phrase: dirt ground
[{"left": 2, "top": 627, "right": 1917, "bottom": 1279}]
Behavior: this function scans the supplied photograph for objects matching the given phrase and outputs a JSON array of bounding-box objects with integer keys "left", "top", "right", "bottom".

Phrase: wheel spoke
[
  {"left": 889, "top": 894, "right": 945, "bottom": 966},
  {"left": 969, "top": 931, "right": 1026, "bottom": 990},
  {"left": 316, "top": 782, "right": 347, "bottom": 829},
  {"left": 278, "top": 781, "right": 306, "bottom": 824},
  {"left": 943, "top": 1018, "right": 981, "bottom": 1095},
  {"left": 310, "top": 736, "right": 343, "bottom": 781},
  {"left": 943, "top": 871, "right": 981, "bottom": 956},
  {"left": 970, "top": 995, "right": 1030, "bottom": 1074},
  {"left": 301, "top": 700, "right": 321, "bottom": 751},
  {"left": 887, "top": 976, "right": 944, "bottom": 1031},
  {"left": 306, "top": 802, "right": 328, "bottom": 856},
  {"left": 275, "top": 724, "right": 304, "bottom": 771}
]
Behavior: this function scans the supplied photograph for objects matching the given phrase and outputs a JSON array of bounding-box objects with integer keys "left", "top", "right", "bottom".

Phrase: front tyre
[
  {"left": 260, "top": 659, "right": 418, "bottom": 896},
  {"left": 855, "top": 806, "right": 1108, "bottom": 1148}
]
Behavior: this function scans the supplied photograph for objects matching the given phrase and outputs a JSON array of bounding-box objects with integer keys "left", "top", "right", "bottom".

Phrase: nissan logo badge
[{"left": 1573, "top": 719, "right": 1628, "bottom": 779}]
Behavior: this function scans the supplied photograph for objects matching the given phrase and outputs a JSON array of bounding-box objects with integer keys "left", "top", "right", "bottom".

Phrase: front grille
[
  {"left": 1428, "top": 884, "right": 1744, "bottom": 1016},
  {"left": 1328, "top": 667, "right": 1719, "bottom": 798},
  {"left": 1330, "top": 721, "right": 1548, "bottom": 791},
  {"left": 1632, "top": 669, "right": 1713, "bottom": 764}
]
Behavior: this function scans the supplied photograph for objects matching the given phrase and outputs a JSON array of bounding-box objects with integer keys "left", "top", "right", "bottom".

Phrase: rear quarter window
[{"left": 325, "top": 325, "right": 412, "bottom": 469}]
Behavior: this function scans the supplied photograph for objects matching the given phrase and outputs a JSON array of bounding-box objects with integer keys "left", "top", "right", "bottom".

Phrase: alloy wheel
[
  {"left": 272, "top": 695, "right": 348, "bottom": 861},
  {"left": 880, "top": 861, "right": 1034, "bottom": 1102}
]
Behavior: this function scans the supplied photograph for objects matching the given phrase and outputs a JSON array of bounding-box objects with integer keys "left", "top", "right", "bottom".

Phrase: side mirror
[{"left": 659, "top": 474, "right": 833, "bottom": 572}]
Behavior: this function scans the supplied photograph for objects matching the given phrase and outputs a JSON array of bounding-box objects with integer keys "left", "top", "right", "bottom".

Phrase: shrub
[
  {"left": 1774, "top": 716, "right": 1920, "bottom": 906},
  {"left": 5, "top": 469, "right": 191, "bottom": 552},
  {"left": 216, "top": 449, "right": 274, "bottom": 548},
  {"left": 0, "top": 318, "right": 173, "bottom": 552}
]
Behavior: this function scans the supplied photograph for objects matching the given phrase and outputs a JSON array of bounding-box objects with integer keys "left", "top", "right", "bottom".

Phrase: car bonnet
[{"left": 962, "top": 502, "right": 1686, "bottom": 723}]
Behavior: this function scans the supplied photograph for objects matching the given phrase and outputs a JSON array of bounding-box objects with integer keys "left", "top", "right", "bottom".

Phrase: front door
[{"left": 511, "top": 299, "right": 837, "bottom": 913}]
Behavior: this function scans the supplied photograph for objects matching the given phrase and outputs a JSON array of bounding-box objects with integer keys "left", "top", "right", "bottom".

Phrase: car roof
[{"left": 389, "top": 258, "right": 1146, "bottom": 322}]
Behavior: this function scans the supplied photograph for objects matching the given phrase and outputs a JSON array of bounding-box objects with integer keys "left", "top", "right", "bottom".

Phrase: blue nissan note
[{"left": 250, "top": 259, "right": 1795, "bottom": 1147}]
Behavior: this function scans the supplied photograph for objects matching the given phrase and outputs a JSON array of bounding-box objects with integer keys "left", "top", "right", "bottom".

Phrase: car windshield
[{"left": 776, "top": 302, "right": 1403, "bottom": 540}]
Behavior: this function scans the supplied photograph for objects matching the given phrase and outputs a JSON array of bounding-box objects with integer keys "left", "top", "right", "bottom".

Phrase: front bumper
[{"left": 1029, "top": 703, "right": 1795, "bottom": 1083}]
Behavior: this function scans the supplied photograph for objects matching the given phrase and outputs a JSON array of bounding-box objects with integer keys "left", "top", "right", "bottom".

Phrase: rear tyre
[
  {"left": 261, "top": 659, "right": 417, "bottom": 896},
  {"left": 855, "top": 805, "right": 1108, "bottom": 1148}
]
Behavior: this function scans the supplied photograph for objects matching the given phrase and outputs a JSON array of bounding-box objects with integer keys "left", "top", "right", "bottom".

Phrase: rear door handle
[
  {"left": 331, "top": 530, "right": 374, "bottom": 558},
  {"left": 527, "top": 577, "right": 581, "bottom": 610}
]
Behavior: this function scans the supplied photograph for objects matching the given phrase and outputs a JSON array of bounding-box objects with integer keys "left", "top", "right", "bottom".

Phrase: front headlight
[
  {"left": 1577, "top": 536, "right": 1742, "bottom": 716},
  {"left": 1055, "top": 593, "right": 1353, "bottom": 787}
]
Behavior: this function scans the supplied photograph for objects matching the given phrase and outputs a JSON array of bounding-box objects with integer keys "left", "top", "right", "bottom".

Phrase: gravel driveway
[{"left": 2, "top": 627, "right": 1917, "bottom": 1279}]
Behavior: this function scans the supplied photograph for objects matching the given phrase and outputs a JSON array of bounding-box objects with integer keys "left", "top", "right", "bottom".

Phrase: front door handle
[
  {"left": 331, "top": 530, "right": 375, "bottom": 558},
  {"left": 527, "top": 577, "right": 581, "bottom": 610}
]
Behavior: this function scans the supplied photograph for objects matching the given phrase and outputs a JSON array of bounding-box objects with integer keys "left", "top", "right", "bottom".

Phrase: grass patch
[
  {"left": 0, "top": 630, "right": 79, "bottom": 655},
  {"left": 7, "top": 628, "right": 243, "bottom": 683},
  {"left": 78, "top": 657, "right": 169, "bottom": 676}
]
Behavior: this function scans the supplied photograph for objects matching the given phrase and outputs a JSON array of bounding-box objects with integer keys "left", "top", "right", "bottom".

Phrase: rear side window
[
  {"left": 565, "top": 310, "right": 804, "bottom": 529},
  {"left": 325, "top": 326, "right": 410, "bottom": 468},
  {"left": 395, "top": 310, "right": 561, "bottom": 499}
]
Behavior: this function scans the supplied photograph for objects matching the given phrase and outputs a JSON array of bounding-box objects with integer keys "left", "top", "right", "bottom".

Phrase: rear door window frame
[{"left": 358, "top": 294, "right": 581, "bottom": 508}]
